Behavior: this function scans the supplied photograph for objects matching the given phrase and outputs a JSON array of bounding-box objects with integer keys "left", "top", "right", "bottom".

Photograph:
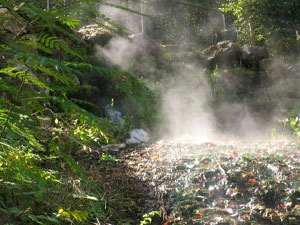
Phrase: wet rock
[
  {"left": 260, "top": 58, "right": 272, "bottom": 72},
  {"left": 77, "top": 24, "right": 114, "bottom": 46},
  {"left": 241, "top": 45, "right": 269, "bottom": 69},
  {"left": 217, "top": 67, "right": 257, "bottom": 101},
  {"left": 126, "top": 129, "right": 150, "bottom": 145},
  {"left": 0, "top": 7, "right": 26, "bottom": 38},
  {"left": 201, "top": 40, "right": 240, "bottom": 69}
]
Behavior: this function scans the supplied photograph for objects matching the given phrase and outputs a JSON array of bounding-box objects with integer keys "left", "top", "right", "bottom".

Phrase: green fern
[{"left": 0, "top": 0, "right": 157, "bottom": 224}]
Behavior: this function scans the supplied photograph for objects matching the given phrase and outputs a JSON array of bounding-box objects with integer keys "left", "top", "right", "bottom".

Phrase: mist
[
  {"left": 96, "top": 1, "right": 297, "bottom": 144},
  {"left": 159, "top": 64, "right": 216, "bottom": 142}
]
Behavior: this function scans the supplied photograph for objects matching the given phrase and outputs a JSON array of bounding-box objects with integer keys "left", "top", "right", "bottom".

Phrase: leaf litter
[{"left": 121, "top": 139, "right": 300, "bottom": 225}]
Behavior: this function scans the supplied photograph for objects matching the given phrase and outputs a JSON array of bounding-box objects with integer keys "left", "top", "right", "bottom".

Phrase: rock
[
  {"left": 0, "top": 7, "right": 26, "bottom": 37},
  {"left": 126, "top": 129, "right": 150, "bottom": 145},
  {"left": 217, "top": 67, "right": 257, "bottom": 101},
  {"left": 105, "top": 105, "right": 125, "bottom": 126},
  {"left": 77, "top": 23, "right": 114, "bottom": 46},
  {"left": 201, "top": 40, "right": 240, "bottom": 69},
  {"left": 242, "top": 45, "right": 269, "bottom": 60},
  {"left": 260, "top": 58, "right": 272, "bottom": 72},
  {"left": 0, "top": 7, "right": 8, "bottom": 15},
  {"left": 241, "top": 45, "right": 269, "bottom": 69},
  {"left": 102, "top": 143, "right": 126, "bottom": 152}
]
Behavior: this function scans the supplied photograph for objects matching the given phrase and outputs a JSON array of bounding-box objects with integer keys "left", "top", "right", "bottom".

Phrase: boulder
[
  {"left": 0, "top": 7, "right": 26, "bottom": 37},
  {"left": 77, "top": 24, "right": 114, "bottom": 46},
  {"left": 126, "top": 129, "right": 150, "bottom": 145},
  {"left": 241, "top": 45, "right": 269, "bottom": 69},
  {"left": 217, "top": 67, "right": 258, "bottom": 101},
  {"left": 260, "top": 58, "right": 272, "bottom": 72},
  {"left": 201, "top": 40, "right": 240, "bottom": 69},
  {"left": 102, "top": 143, "right": 126, "bottom": 152}
]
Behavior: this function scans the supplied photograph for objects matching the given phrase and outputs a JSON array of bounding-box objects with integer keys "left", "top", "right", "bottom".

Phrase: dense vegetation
[
  {"left": 0, "top": 0, "right": 157, "bottom": 224},
  {"left": 222, "top": 0, "right": 300, "bottom": 55}
]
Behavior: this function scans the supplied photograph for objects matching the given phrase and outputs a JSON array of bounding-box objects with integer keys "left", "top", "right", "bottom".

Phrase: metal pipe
[{"left": 141, "top": 0, "right": 144, "bottom": 34}]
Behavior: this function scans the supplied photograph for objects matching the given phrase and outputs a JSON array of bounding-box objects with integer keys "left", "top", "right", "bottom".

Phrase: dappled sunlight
[{"left": 125, "top": 137, "right": 300, "bottom": 224}]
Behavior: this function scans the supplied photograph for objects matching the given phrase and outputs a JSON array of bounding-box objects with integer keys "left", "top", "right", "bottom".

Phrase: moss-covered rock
[
  {"left": 217, "top": 67, "right": 258, "bottom": 101},
  {"left": 86, "top": 67, "right": 158, "bottom": 130}
]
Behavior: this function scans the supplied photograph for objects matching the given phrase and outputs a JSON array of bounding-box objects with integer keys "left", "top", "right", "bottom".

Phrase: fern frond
[
  {"left": 15, "top": 39, "right": 53, "bottom": 54},
  {"left": 13, "top": 52, "right": 83, "bottom": 78},
  {"left": 57, "top": 16, "right": 81, "bottom": 29},
  {"left": 51, "top": 96, "right": 114, "bottom": 144},
  {"left": 36, "top": 33, "right": 84, "bottom": 59},
  {"left": 35, "top": 23, "right": 84, "bottom": 43},
  {"left": 0, "top": 66, "right": 50, "bottom": 90}
]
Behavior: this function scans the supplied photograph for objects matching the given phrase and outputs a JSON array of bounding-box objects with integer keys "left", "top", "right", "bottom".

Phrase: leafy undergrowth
[
  {"left": 123, "top": 139, "right": 300, "bottom": 225},
  {"left": 77, "top": 152, "right": 162, "bottom": 225},
  {"left": 0, "top": 1, "right": 159, "bottom": 224}
]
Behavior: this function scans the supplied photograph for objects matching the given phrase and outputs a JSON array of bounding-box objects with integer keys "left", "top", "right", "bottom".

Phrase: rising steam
[{"left": 96, "top": 1, "right": 297, "bottom": 143}]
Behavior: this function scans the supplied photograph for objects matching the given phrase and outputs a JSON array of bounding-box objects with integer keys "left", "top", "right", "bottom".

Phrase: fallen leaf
[
  {"left": 294, "top": 205, "right": 300, "bottom": 210},
  {"left": 221, "top": 208, "right": 234, "bottom": 214},
  {"left": 242, "top": 173, "right": 248, "bottom": 178},
  {"left": 232, "top": 152, "right": 238, "bottom": 157},
  {"left": 248, "top": 179, "right": 258, "bottom": 184}
]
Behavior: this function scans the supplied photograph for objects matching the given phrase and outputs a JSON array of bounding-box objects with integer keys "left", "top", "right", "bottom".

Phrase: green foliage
[
  {"left": 88, "top": 67, "right": 158, "bottom": 129},
  {"left": 282, "top": 106, "right": 300, "bottom": 138},
  {"left": 222, "top": 0, "right": 300, "bottom": 54},
  {"left": 101, "top": 153, "right": 119, "bottom": 162},
  {"left": 206, "top": 65, "right": 219, "bottom": 96},
  {"left": 0, "top": 0, "right": 157, "bottom": 224},
  {"left": 140, "top": 210, "right": 162, "bottom": 225}
]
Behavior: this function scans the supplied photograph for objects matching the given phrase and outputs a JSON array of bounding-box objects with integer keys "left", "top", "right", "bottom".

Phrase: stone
[
  {"left": 0, "top": 7, "right": 26, "bottom": 37},
  {"left": 201, "top": 40, "right": 240, "bottom": 69},
  {"left": 260, "top": 58, "right": 272, "bottom": 72},
  {"left": 126, "top": 129, "right": 150, "bottom": 145},
  {"left": 241, "top": 45, "right": 269, "bottom": 69},
  {"left": 77, "top": 23, "right": 114, "bottom": 46},
  {"left": 217, "top": 67, "right": 257, "bottom": 101},
  {"left": 242, "top": 45, "right": 269, "bottom": 61},
  {"left": 102, "top": 143, "right": 126, "bottom": 152}
]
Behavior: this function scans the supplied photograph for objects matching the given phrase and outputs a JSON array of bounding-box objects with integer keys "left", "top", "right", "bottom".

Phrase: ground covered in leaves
[{"left": 118, "top": 138, "right": 300, "bottom": 225}]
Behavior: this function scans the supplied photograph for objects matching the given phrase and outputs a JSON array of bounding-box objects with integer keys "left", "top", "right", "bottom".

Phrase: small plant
[
  {"left": 101, "top": 153, "right": 119, "bottom": 162},
  {"left": 140, "top": 210, "right": 162, "bottom": 225},
  {"left": 280, "top": 105, "right": 300, "bottom": 138}
]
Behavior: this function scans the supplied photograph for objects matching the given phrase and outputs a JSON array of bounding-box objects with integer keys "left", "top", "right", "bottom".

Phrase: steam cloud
[
  {"left": 160, "top": 64, "right": 217, "bottom": 142},
  {"left": 97, "top": 2, "right": 148, "bottom": 70},
  {"left": 97, "top": 1, "right": 298, "bottom": 143}
]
